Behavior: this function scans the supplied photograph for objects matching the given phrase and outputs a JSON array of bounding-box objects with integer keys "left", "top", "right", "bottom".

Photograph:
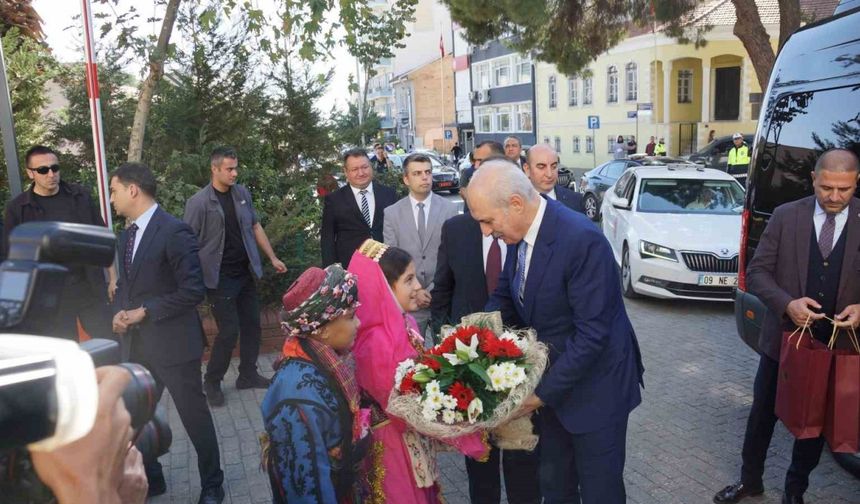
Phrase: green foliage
[
  {"left": 0, "top": 28, "right": 58, "bottom": 200},
  {"left": 440, "top": 0, "right": 710, "bottom": 76},
  {"left": 331, "top": 101, "right": 382, "bottom": 148}
]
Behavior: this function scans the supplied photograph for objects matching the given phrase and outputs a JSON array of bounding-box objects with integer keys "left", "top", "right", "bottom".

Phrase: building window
[
  {"left": 573, "top": 136, "right": 581, "bottom": 153},
  {"left": 513, "top": 55, "right": 532, "bottom": 84},
  {"left": 495, "top": 105, "right": 512, "bottom": 132},
  {"left": 493, "top": 59, "right": 511, "bottom": 87},
  {"left": 607, "top": 66, "right": 618, "bottom": 103},
  {"left": 586, "top": 136, "right": 594, "bottom": 153},
  {"left": 568, "top": 77, "right": 578, "bottom": 106},
  {"left": 476, "top": 107, "right": 492, "bottom": 132},
  {"left": 678, "top": 69, "right": 693, "bottom": 103},
  {"left": 583, "top": 76, "right": 593, "bottom": 105},
  {"left": 515, "top": 103, "right": 533, "bottom": 132},
  {"left": 548, "top": 76, "right": 557, "bottom": 109},
  {"left": 474, "top": 63, "right": 490, "bottom": 90},
  {"left": 554, "top": 137, "right": 562, "bottom": 153},
  {"left": 625, "top": 62, "right": 637, "bottom": 101}
]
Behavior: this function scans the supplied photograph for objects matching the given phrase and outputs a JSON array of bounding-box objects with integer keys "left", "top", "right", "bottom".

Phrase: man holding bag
[{"left": 714, "top": 148, "right": 860, "bottom": 504}]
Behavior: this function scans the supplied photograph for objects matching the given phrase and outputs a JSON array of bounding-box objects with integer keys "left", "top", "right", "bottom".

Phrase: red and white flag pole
[{"left": 80, "top": 0, "right": 113, "bottom": 228}]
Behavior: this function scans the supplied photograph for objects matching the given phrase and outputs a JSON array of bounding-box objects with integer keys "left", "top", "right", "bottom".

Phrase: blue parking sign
[
  {"left": 587, "top": 116, "right": 600, "bottom": 129},
  {"left": 444, "top": 129, "right": 453, "bottom": 139}
]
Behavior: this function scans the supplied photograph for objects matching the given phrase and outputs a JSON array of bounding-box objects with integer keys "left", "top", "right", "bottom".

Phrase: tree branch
[
  {"left": 127, "top": 0, "right": 181, "bottom": 162},
  {"left": 729, "top": 0, "right": 775, "bottom": 91}
]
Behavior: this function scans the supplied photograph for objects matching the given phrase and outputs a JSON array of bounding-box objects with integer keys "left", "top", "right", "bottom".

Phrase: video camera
[{"left": 0, "top": 222, "right": 171, "bottom": 501}]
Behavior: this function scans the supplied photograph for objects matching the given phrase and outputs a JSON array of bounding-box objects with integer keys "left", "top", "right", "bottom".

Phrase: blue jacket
[{"left": 487, "top": 199, "right": 644, "bottom": 434}]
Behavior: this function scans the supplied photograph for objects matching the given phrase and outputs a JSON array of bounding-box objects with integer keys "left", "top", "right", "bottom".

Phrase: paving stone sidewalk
[{"left": 150, "top": 298, "right": 859, "bottom": 503}]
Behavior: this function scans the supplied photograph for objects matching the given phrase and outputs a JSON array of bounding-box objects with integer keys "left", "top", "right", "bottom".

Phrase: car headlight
[{"left": 639, "top": 240, "right": 678, "bottom": 262}]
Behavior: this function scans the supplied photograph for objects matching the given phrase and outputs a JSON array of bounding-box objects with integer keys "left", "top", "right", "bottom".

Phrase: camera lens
[{"left": 118, "top": 363, "right": 158, "bottom": 430}]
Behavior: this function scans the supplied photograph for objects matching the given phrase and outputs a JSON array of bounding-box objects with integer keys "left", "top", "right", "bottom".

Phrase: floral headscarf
[{"left": 281, "top": 264, "right": 360, "bottom": 338}]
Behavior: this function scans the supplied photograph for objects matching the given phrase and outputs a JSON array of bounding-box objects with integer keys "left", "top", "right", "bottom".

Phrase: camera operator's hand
[
  {"left": 117, "top": 446, "right": 148, "bottom": 504},
  {"left": 31, "top": 366, "right": 133, "bottom": 504}
]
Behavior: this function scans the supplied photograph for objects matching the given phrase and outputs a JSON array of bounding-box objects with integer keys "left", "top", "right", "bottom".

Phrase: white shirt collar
[
  {"left": 523, "top": 196, "right": 547, "bottom": 249},
  {"left": 351, "top": 182, "right": 373, "bottom": 196},
  {"left": 133, "top": 203, "right": 158, "bottom": 233},
  {"left": 545, "top": 188, "right": 557, "bottom": 200},
  {"left": 409, "top": 193, "right": 431, "bottom": 209}
]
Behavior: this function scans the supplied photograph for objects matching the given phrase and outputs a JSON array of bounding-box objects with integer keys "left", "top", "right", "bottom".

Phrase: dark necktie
[
  {"left": 513, "top": 241, "right": 528, "bottom": 305},
  {"left": 486, "top": 238, "right": 502, "bottom": 295},
  {"left": 360, "top": 190, "right": 371, "bottom": 228},
  {"left": 124, "top": 223, "right": 138, "bottom": 278},
  {"left": 818, "top": 213, "right": 836, "bottom": 258}
]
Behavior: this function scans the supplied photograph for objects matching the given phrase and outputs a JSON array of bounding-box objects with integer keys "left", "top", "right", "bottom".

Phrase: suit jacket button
[
  {"left": 819, "top": 292, "right": 825, "bottom": 297},
  {"left": 823, "top": 261, "right": 829, "bottom": 267},
  {"left": 422, "top": 256, "right": 426, "bottom": 260}
]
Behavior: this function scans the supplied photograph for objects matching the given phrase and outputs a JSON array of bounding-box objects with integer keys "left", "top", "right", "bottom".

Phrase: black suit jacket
[
  {"left": 431, "top": 214, "right": 494, "bottom": 331},
  {"left": 555, "top": 185, "right": 585, "bottom": 214},
  {"left": 321, "top": 183, "right": 397, "bottom": 267},
  {"left": 115, "top": 206, "right": 207, "bottom": 366}
]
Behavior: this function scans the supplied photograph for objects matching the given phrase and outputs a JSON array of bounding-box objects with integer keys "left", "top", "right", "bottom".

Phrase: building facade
[
  {"left": 470, "top": 40, "right": 537, "bottom": 147},
  {"left": 533, "top": 0, "right": 840, "bottom": 168},
  {"left": 392, "top": 55, "right": 456, "bottom": 151}
]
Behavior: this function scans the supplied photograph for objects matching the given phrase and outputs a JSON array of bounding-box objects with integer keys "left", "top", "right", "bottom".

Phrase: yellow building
[{"left": 535, "top": 0, "right": 835, "bottom": 168}]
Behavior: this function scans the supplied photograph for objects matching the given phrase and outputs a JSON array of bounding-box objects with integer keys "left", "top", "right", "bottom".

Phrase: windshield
[{"left": 638, "top": 179, "right": 745, "bottom": 215}]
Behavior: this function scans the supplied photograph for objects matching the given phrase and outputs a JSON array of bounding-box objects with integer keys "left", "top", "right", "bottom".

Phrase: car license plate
[
  {"left": 439, "top": 181, "right": 452, "bottom": 188},
  {"left": 698, "top": 274, "right": 737, "bottom": 287}
]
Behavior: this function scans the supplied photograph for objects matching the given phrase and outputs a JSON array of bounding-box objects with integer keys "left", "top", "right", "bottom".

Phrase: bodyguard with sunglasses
[{"left": 2, "top": 145, "right": 115, "bottom": 340}]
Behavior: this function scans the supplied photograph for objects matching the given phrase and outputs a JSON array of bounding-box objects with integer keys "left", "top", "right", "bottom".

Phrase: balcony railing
[
  {"left": 367, "top": 87, "right": 394, "bottom": 100},
  {"left": 379, "top": 118, "right": 395, "bottom": 129}
]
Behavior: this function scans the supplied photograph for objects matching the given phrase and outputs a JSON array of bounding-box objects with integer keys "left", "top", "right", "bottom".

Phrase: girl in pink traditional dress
[{"left": 348, "top": 240, "right": 488, "bottom": 504}]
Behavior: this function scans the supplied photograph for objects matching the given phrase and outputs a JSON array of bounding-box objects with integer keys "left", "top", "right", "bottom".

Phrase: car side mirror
[{"left": 612, "top": 197, "right": 631, "bottom": 210}]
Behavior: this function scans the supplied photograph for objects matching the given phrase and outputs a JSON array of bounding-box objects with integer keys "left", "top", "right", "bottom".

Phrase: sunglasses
[{"left": 28, "top": 164, "right": 60, "bottom": 175}]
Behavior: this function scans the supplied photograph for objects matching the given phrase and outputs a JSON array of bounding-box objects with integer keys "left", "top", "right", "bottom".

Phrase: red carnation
[
  {"left": 399, "top": 371, "right": 420, "bottom": 394},
  {"left": 421, "top": 356, "right": 441, "bottom": 371},
  {"left": 451, "top": 326, "right": 481, "bottom": 344},
  {"left": 495, "top": 339, "right": 523, "bottom": 358},
  {"left": 448, "top": 381, "right": 476, "bottom": 411}
]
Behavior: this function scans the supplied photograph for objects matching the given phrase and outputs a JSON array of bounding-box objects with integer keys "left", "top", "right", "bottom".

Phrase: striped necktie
[
  {"left": 513, "top": 241, "right": 528, "bottom": 305},
  {"left": 360, "top": 190, "right": 371, "bottom": 227},
  {"left": 124, "top": 223, "right": 138, "bottom": 278}
]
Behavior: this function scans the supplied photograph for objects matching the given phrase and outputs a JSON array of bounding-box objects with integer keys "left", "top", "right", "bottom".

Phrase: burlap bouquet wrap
[{"left": 387, "top": 311, "right": 549, "bottom": 451}]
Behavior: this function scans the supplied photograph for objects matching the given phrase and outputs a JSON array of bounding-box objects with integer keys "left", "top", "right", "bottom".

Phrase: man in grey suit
[
  {"left": 714, "top": 148, "right": 860, "bottom": 504},
  {"left": 384, "top": 153, "right": 458, "bottom": 336}
]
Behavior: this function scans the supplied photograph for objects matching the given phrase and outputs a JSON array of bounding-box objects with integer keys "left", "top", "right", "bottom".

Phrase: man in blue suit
[
  {"left": 110, "top": 163, "right": 225, "bottom": 504},
  {"left": 523, "top": 143, "right": 584, "bottom": 214},
  {"left": 473, "top": 160, "right": 644, "bottom": 504}
]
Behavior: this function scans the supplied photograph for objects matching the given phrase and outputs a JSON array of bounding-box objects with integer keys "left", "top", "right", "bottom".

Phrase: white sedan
[{"left": 600, "top": 165, "right": 745, "bottom": 301}]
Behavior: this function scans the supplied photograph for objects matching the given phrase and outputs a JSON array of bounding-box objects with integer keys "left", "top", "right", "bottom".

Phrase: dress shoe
[
  {"left": 236, "top": 372, "right": 270, "bottom": 390},
  {"left": 197, "top": 485, "right": 225, "bottom": 504},
  {"left": 713, "top": 481, "right": 764, "bottom": 503},
  {"left": 204, "top": 380, "right": 225, "bottom": 407},
  {"left": 782, "top": 491, "right": 804, "bottom": 504},
  {"left": 146, "top": 471, "right": 167, "bottom": 497}
]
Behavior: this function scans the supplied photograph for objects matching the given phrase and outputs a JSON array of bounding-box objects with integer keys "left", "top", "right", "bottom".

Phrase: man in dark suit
[
  {"left": 321, "top": 148, "right": 397, "bottom": 268},
  {"left": 472, "top": 159, "right": 644, "bottom": 504},
  {"left": 109, "top": 163, "right": 224, "bottom": 504},
  {"left": 523, "top": 143, "right": 584, "bottom": 214},
  {"left": 504, "top": 136, "right": 527, "bottom": 168},
  {"left": 431, "top": 173, "right": 540, "bottom": 504},
  {"left": 714, "top": 148, "right": 860, "bottom": 504},
  {"left": 459, "top": 140, "right": 504, "bottom": 190}
]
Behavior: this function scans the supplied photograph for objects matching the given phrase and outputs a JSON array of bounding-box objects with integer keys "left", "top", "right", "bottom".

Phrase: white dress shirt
[
  {"left": 521, "top": 197, "right": 547, "bottom": 281},
  {"left": 131, "top": 203, "right": 158, "bottom": 260},
  {"left": 813, "top": 200, "right": 849, "bottom": 250},
  {"left": 351, "top": 182, "right": 375, "bottom": 224},
  {"left": 482, "top": 235, "right": 508, "bottom": 272},
  {"left": 409, "top": 194, "right": 431, "bottom": 230},
  {"left": 545, "top": 188, "right": 557, "bottom": 200}
]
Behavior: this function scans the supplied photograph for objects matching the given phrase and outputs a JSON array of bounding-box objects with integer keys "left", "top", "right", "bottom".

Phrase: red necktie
[{"left": 486, "top": 239, "right": 502, "bottom": 295}]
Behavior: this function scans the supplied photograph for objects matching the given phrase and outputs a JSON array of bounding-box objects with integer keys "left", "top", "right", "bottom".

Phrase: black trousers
[
  {"left": 52, "top": 277, "right": 112, "bottom": 341},
  {"left": 740, "top": 354, "right": 825, "bottom": 494},
  {"left": 204, "top": 271, "right": 261, "bottom": 382},
  {"left": 465, "top": 413, "right": 541, "bottom": 504},
  {"left": 132, "top": 344, "right": 224, "bottom": 490}
]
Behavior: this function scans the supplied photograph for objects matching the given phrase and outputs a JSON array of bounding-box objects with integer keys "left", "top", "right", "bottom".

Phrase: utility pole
[
  {"left": 356, "top": 57, "right": 366, "bottom": 147},
  {"left": 0, "top": 42, "right": 22, "bottom": 197}
]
